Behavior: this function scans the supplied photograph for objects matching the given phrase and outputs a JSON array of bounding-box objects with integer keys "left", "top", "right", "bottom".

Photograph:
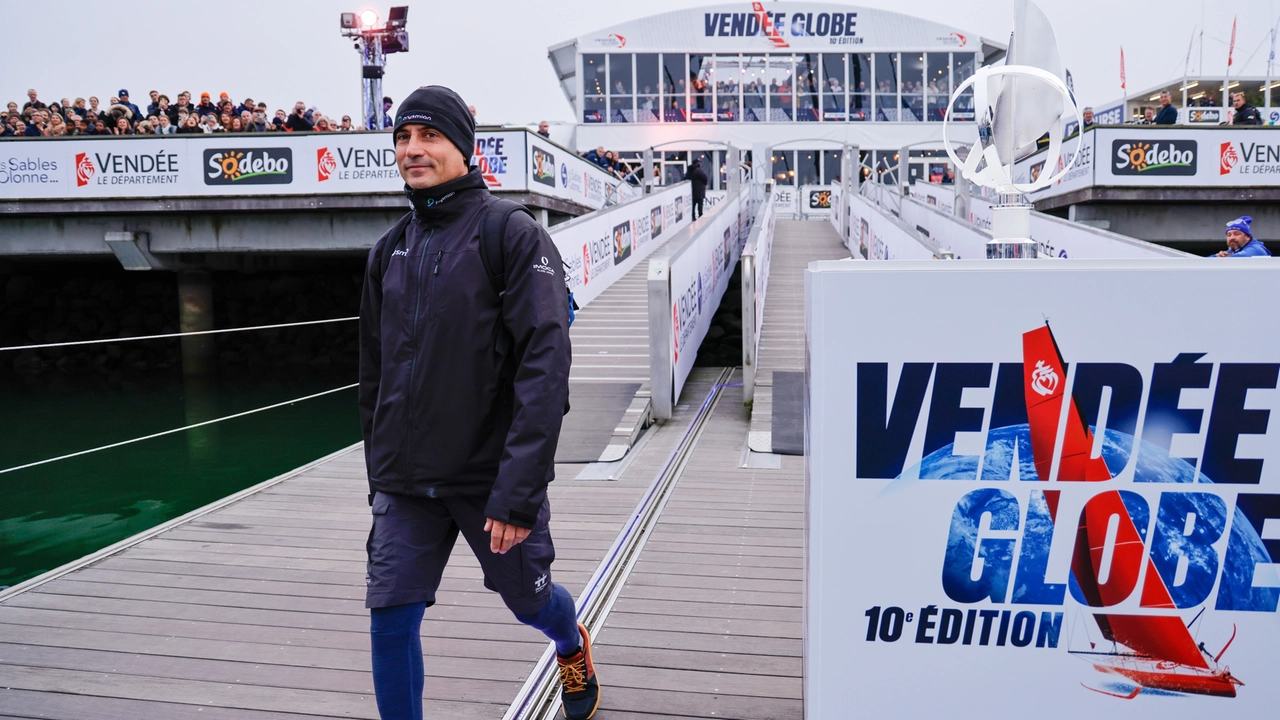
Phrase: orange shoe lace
[{"left": 558, "top": 655, "right": 587, "bottom": 694}]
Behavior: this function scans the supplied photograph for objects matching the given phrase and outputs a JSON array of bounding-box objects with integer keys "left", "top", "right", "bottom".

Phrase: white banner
[
  {"left": 669, "top": 187, "right": 758, "bottom": 402},
  {"left": 551, "top": 182, "right": 693, "bottom": 308},
  {"left": 806, "top": 258, "right": 1280, "bottom": 718},
  {"left": 772, "top": 184, "right": 798, "bottom": 217},
  {"left": 847, "top": 190, "right": 936, "bottom": 260},
  {"left": 0, "top": 129, "right": 635, "bottom": 209},
  {"left": 1005, "top": 127, "right": 1280, "bottom": 203}
]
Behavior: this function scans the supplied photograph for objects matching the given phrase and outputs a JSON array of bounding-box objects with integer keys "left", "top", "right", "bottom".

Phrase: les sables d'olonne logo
[
  {"left": 204, "top": 148, "right": 293, "bottom": 185},
  {"left": 1112, "top": 139, "right": 1196, "bottom": 176}
]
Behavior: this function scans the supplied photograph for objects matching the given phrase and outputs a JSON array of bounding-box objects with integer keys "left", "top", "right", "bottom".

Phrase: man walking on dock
[{"left": 358, "top": 86, "right": 600, "bottom": 720}]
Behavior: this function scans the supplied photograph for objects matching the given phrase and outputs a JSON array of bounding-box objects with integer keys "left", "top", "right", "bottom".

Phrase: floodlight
[
  {"left": 388, "top": 6, "right": 409, "bottom": 28},
  {"left": 360, "top": 9, "right": 379, "bottom": 27},
  {"left": 340, "top": 12, "right": 358, "bottom": 29}
]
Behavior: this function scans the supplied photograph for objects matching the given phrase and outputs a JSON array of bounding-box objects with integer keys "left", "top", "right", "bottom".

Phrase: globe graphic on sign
[{"left": 908, "top": 424, "right": 1273, "bottom": 610}]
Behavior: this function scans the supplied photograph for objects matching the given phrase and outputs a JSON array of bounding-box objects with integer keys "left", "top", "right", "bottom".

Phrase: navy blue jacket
[
  {"left": 358, "top": 168, "right": 571, "bottom": 528},
  {"left": 1154, "top": 104, "right": 1178, "bottom": 125}
]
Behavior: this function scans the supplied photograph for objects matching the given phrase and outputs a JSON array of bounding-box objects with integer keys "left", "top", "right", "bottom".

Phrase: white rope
[
  {"left": 0, "top": 383, "right": 358, "bottom": 476},
  {"left": 0, "top": 316, "right": 359, "bottom": 353}
]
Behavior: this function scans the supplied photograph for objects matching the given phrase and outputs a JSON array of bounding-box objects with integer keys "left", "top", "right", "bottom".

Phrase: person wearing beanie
[
  {"left": 358, "top": 85, "right": 600, "bottom": 720},
  {"left": 1212, "top": 216, "right": 1271, "bottom": 257}
]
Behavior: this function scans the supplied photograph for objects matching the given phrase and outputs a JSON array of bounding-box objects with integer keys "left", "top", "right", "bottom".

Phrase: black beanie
[{"left": 392, "top": 86, "right": 474, "bottom": 161}]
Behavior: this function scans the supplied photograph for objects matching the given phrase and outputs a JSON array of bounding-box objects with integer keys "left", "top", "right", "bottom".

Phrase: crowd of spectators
[
  {"left": 2, "top": 88, "right": 390, "bottom": 138},
  {"left": 581, "top": 144, "right": 639, "bottom": 184}
]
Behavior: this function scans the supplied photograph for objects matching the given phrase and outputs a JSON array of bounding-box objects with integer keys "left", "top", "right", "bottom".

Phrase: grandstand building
[{"left": 548, "top": 2, "right": 1004, "bottom": 189}]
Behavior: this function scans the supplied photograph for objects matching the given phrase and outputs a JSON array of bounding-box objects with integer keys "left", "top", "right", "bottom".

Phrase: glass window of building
[
  {"left": 583, "top": 53, "right": 607, "bottom": 123},
  {"left": 950, "top": 53, "right": 976, "bottom": 120},
  {"left": 689, "top": 54, "right": 714, "bottom": 121},
  {"left": 772, "top": 150, "right": 794, "bottom": 185},
  {"left": 663, "top": 150, "right": 687, "bottom": 185},
  {"left": 850, "top": 53, "right": 872, "bottom": 121},
  {"left": 797, "top": 150, "right": 820, "bottom": 185},
  {"left": 742, "top": 55, "right": 767, "bottom": 122},
  {"left": 795, "top": 54, "right": 820, "bottom": 122},
  {"left": 767, "top": 55, "right": 794, "bottom": 121},
  {"left": 822, "top": 150, "right": 842, "bottom": 184},
  {"left": 874, "top": 53, "right": 899, "bottom": 121},
  {"left": 902, "top": 53, "right": 925, "bottom": 122},
  {"left": 715, "top": 55, "right": 741, "bottom": 121},
  {"left": 662, "top": 53, "right": 688, "bottom": 121},
  {"left": 925, "top": 53, "right": 950, "bottom": 121},
  {"left": 820, "top": 54, "right": 847, "bottom": 120},
  {"left": 609, "top": 54, "right": 634, "bottom": 123},
  {"left": 636, "top": 53, "right": 660, "bottom": 123}
]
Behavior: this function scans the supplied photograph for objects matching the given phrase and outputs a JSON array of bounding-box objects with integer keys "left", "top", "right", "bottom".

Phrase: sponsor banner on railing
[
  {"left": 669, "top": 187, "right": 758, "bottom": 403},
  {"left": 527, "top": 133, "right": 639, "bottom": 210},
  {"left": 0, "top": 130, "right": 633, "bottom": 208},
  {"left": 552, "top": 182, "right": 692, "bottom": 308},
  {"left": 848, "top": 190, "right": 935, "bottom": 260},
  {"left": 746, "top": 195, "right": 777, "bottom": 365},
  {"left": 800, "top": 184, "right": 834, "bottom": 218},
  {"left": 1006, "top": 127, "right": 1280, "bottom": 201},
  {"left": 805, "top": 259, "right": 1280, "bottom": 719},
  {"left": 903, "top": 181, "right": 1187, "bottom": 259},
  {"left": 773, "top": 184, "right": 798, "bottom": 216}
]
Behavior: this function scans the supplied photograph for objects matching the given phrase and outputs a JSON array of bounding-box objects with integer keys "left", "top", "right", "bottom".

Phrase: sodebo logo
[
  {"left": 204, "top": 148, "right": 293, "bottom": 185},
  {"left": 1112, "top": 139, "right": 1196, "bottom": 176}
]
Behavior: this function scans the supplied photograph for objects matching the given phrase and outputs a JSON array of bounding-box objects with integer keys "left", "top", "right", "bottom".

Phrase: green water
[{"left": 0, "top": 369, "right": 361, "bottom": 587}]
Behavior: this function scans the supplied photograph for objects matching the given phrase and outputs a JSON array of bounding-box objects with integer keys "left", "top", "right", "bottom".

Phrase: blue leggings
[{"left": 370, "top": 583, "right": 580, "bottom": 720}]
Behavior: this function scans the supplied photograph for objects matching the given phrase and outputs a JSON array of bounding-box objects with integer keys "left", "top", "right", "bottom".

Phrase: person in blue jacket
[{"left": 1211, "top": 216, "right": 1271, "bottom": 257}]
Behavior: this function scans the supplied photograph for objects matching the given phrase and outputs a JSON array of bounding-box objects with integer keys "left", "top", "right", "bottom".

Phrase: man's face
[
  {"left": 27, "top": 89, "right": 36, "bottom": 101},
  {"left": 341, "top": 117, "right": 352, "bottom": 128},
  {"left": 1160, "top": 93, "right": 1170, "bottom": 107},
  {"left": 120, "top": 93, "right": 129, "bottom": 102},
  {"left": 395, "top": 124, "right": 469, "bottom": 190},
  {"left": 1083, "top": 109, "right": 1094, "bottom": 123},
  {"left": 276, "top": 110, "right": 287, "bottom": 120},
  {"left": 1233, "top": 94, "right": 1245, "bottom": 109},
  {"left": 1144, "top": 109, "right": 1154, "bottom": 121},
  {"left": 179, "top": 93, "right": 189, "bottom": 103},
  {"left": 159, "top": 115, "right": 170, "bottom": 126},
  {"left": 539, "top": 121, "right": 549, "bottom": 133},
  {"left": 150, "top": 91, "right": 158, "bottom": 102},
  {"left": 295, "top": 103, "right": 305, "bottom": 114},
  {"left": 1226, "top": 229, "right": 1250, "bottom": 251}
]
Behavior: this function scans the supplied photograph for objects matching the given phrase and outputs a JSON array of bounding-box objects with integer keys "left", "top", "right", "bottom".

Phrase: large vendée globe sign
[{"left": 805, "top": 259, "right": 1280, "bottom": 718}]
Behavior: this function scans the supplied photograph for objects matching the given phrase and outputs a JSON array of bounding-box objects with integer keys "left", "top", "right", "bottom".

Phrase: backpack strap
[
  {"left": 378, "top": 211, "right": 416, "bottom": 281},
  {"left": 478, "top": 199, "right": 535, "bottom": 299}
]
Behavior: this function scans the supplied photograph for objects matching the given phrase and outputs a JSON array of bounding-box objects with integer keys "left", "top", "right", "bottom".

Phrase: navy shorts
[{"left": 364, "top": 490, "right": 556, "bottom": 615}]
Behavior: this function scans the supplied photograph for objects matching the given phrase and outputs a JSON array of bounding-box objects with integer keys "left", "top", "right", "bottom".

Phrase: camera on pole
[{"left": 339, "top": 7, "right": 410, "bottom": 130}]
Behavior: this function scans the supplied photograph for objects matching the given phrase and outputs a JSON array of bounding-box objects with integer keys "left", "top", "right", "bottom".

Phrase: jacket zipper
[{"left": 406, "top": 227, "right": 435, "bottom": 483}]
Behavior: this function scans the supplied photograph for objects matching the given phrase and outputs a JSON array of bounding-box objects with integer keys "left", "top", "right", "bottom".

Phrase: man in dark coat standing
[
  {"left": 358, "top": 86, "right": 601, "bottom": 720},
  {"left": 687, "top": 159, "right": 710, "bottom": 220},
  {"left": 1231, "top": 93, "right": 1264, "bottom": 125}
]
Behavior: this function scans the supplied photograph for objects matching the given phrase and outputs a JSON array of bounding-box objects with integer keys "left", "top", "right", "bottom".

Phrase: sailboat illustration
[{"left": 1021, "top": 324, "right": 1244, "bottom": 699}]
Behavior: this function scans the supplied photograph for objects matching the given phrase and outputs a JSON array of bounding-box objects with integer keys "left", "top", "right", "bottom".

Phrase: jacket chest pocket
[{"left": 428, "top": 250, "right": 486, "bottom": 323}]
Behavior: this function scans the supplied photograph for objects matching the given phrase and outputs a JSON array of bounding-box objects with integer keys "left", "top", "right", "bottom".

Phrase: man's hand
[
  {"left": 1216, "top": 250, "right": 1230, "bottom": 257},
  {"left": 484, "top": 517, "right": 531, "bottom": 554}
]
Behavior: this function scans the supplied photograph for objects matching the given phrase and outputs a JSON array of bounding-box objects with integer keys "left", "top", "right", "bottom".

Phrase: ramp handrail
[{"left": 740, "top": 181, "right": 776, "bottom": 404}]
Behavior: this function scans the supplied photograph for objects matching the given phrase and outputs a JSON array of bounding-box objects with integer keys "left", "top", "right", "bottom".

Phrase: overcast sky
[{"left": 2, "top": 0, "right": 1275, "bottom": 126}]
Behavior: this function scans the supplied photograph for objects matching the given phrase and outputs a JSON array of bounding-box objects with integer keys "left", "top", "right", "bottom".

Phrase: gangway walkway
[{"left": 749, "top": 219, "right": 849, "bottom": 455}]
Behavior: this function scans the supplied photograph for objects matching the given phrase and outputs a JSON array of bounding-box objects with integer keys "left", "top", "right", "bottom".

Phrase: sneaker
[{"left": 556, "top": 622, "right": 601, "bottom": 720}]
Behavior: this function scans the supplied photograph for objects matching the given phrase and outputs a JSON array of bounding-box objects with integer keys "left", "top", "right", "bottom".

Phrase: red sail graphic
[{"left": 1021, "top": 325, "right": 1213, "bottom": 676}]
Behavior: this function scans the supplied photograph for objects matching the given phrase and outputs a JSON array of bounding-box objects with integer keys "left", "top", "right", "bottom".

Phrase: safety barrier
[
  {"left": 740, "top": 181, "right": 776, "bottom": 403},
  {"left": 0, "top": 127, "right": 639, "bottom": 210},
  {"left": 548, "top": 180, "right": 693, "bottom": 308},
  {"left": 848, "top": 184, "right": 940, "bottom": 260},
  {"left": 804, "top": 257, "right": 1280, "bottom": 717},
  {"left": 647, "top": 182, "right": 762, "bottom": 419}
]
